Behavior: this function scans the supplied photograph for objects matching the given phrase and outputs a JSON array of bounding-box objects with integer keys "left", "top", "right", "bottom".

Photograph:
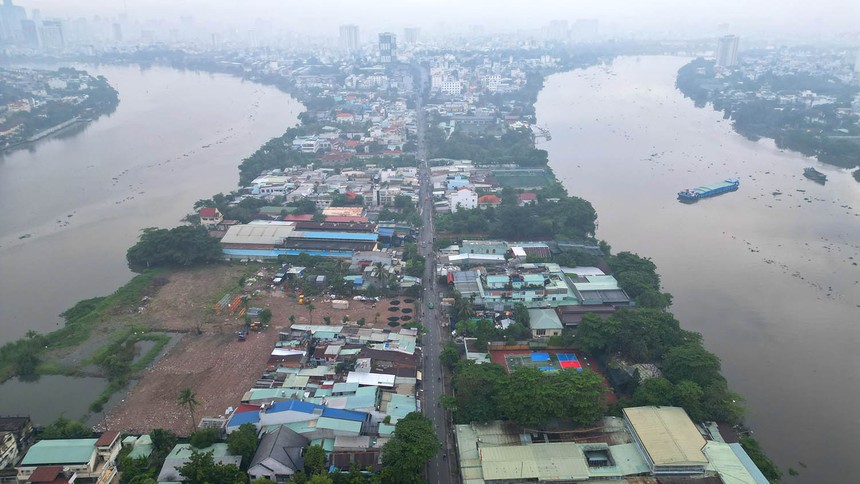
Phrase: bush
[{"left": 189, "top": 428, "right": 219, "bottom": 449}]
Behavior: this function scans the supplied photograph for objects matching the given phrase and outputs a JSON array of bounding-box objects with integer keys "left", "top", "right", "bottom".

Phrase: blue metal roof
[
  {"left": 321, "top": 407, "right": 367, "bottom": 422},
  {"left": 270, "top": 399, "right": 322, "bottom": 414},
  {"left": 227, "top": 410, "right": 260, "bottom": 427},
  {"left": 378, "top": 228, "right": 395, "bottom": 237},
  {"left": 299, "top": 231, "right": 378, "bottom": 241}
]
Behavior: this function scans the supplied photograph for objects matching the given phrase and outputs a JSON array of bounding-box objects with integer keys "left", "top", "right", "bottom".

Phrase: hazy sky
[{"left": 15, "top": 0, "right": 860, "bottom": 40}]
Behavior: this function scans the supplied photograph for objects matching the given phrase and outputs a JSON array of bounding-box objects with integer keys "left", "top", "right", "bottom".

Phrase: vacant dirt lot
[{"left": 103, "top": 263, "right": 418, "bottom": 434}]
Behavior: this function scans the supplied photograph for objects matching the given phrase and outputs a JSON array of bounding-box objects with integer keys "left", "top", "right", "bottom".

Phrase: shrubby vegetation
[
  {"left": 126, "top": 226, "right": 222, "bottom": 272},
  {"left": 380, "top": 412, "right": 439, "bottom": 483},
  {"left": 436, "top": 195, "right": 597, "bottom": 239},
  {"left": 449, "top": 363, "right": 605, "bottom": 427}
]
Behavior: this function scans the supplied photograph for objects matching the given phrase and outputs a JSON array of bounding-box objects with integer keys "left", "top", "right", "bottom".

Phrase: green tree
[
  {"left": 149, "top": 428, "right": 177, "bottom": 465},
  {"left": 250, "top": 479, "right": 277, "bottom": 484},
  {"left": 306, "top": 303, "right": 316, "bottom": 324},
  {"left": 259, "top": 308, "right": 272, "bottom": 325},
  {"left": 552, "top": 369, "right": 606, "bottom": 426},
  {"left": 740, "top": 437, "right": 782, "bottom": 481},
  {"left": 126, "top": 226, "right": 222, "bottom": 272},
  {"left": 662, "top": 343, "right": 722, "bottom": 387},
  {"left": 451, "top": 362, "right": 507, "bottom": 424},
  {"left": 177, "top": 388, "right": 201, "bottom": 435},
  {"left": 576, "top": 313, "right": 618, "bottom": 356},
  {"left": 497, "top": 367, "right": 561, "bottom": 427},
  {"left": 307, "top": 475, "right": 334, "bottom": 484},
  {"left": 381, "top": 413, "right": 439, "bottom": 483},
  {"left": 178, "top": 449, "right": 245, "bottom": 483},
  {"left": 303, "top": 445, "right": 327, "bottom": 476},
  {"left": 38, "top": 416, "right": 93, "bottom": 440},
  {"left": 632, "top": 378, "right": 676, "bottom": 407},
  {"left": 439, "top": 342, "right": 461, "bottom": 370},
  {"left": 189, "top": 428, "right": 219, "bottom": 449},
  {"left": 227, "top": 423, "right": 259, "bottom": 469},
  {"left": 672, "top": 380, "right": 705, "bottom": 422}
]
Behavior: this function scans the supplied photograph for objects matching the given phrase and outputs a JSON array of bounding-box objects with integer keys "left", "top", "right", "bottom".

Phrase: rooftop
[
  {"left": 21, "top": 439, "right": 98, "bottom": 466},
  {"left": 624, "top": 406, "right": 708, "bottom": 467}
]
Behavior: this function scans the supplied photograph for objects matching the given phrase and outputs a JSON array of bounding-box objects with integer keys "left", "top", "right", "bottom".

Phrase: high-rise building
[
  {"left": 0, "top": 0, "right": 26, "bottom": 42},
  {"left": 378, "top": 32, "right": 396, "bottom": 63},
  {"left": 404, "top": 27, "right": 419, "bottom": 44},
  {"left": 38, "top": 19, "right": 63, "bottom": 50},
  {"left": 339, "top": 24, "right": 360, "bottom": 54},
  {"left": 716, "top": 35, "right": 740, "bottom": 68},
  {"left": 547, "top": 20, "right": 568, "bottom": 41}
]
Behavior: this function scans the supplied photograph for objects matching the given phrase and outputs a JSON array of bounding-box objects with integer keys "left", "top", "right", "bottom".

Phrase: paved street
[{"left": 415, "top": 66, "right": 453, "bottom": 484}]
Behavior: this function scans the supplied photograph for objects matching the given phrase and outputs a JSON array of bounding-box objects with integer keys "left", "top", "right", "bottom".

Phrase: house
[
  {"left": 527, "top": 308, "right": 564, "bottom": 338},
  {"left": 449, "top": 188, "right": 477, "bottom": 212},
  {"left": 516, "top": 192, "right": 538, "bottom": 206},
  {"left": 16, "top": 432, "right": 121, "bottom": 484},
  {"left": 247, "top": 426, "right": 309, "bottom": 483},
  {"left": 157, "top": 444, "right": 241, "bottom": 482},
  {"left": 477, "top": 194, "right": 501, "bottom": 209},
  {"left": 198, "top": 207, "right": 223, "bottom": 227},
  {"left": 0, "top": 417, "right": 33, "bottom": 457}
]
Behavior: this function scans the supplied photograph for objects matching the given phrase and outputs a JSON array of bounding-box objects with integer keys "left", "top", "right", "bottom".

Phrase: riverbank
[{"left": 539, "top": 55, "right": 860, "bottom": 482}]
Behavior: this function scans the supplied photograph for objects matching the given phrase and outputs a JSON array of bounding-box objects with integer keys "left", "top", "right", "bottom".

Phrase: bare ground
[{"left": 102, "top": 263, "right": 418, "bottom": 434}]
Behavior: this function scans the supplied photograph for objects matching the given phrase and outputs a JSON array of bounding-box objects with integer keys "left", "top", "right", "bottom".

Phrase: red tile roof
[
  {"left": 95, "top": 430, "right": 119, "bottom": 447},
  {"left": 517, "top": 193, "right": 537, "bottom": 201},
  {"left": 198, "top": 207, "right": 218, "bottom": 218},
  {"left": 478, "top": 195, "right": 501, "bottom": 204}
]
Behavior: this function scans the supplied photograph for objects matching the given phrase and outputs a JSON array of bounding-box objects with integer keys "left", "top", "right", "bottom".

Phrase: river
[
  {"left": 0, "top": 65, "right": 303, "bottom": 343},
  {"left": 538, "top": 55, "right": 860, "bottom": 482}
]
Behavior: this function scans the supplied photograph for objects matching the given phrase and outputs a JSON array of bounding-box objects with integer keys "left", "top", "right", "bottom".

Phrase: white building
[{"left": 449, "top": 188, "right": 477, "bottom": 212}]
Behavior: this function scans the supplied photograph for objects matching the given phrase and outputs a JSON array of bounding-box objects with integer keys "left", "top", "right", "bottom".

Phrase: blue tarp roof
[
  {"left": 322, "top": 407, "right": 367, "bottom": 422},
  {"left": 378, "top": 228, "right": 396, "bottom": 237},
  {"left": 227, "top": 410, "right": 260, "bottom": 427},
  {"left": 270, "top": 399, "right": 321, "bottom": 414}
]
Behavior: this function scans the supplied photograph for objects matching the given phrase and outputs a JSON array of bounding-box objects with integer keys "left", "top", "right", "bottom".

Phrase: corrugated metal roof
[
  {"left": 316, "top": 417, "right": 362, "bottom": 433},
  {"left": 704, "top": 441, "right": 765, "bottom": 484},
  {"left": 298, "top": 231, "right": 378, "bottom": 241},
  {"left": 624, "top": 406, "right": 708, "bottom": 467},
  {"left": 21, "top": 439, "right": 97, "bottom": 465}
]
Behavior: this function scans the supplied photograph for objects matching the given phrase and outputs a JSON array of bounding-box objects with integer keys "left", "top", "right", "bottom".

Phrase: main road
[{"left": 414, "top": 65, "right": 453, "bottom": 484}]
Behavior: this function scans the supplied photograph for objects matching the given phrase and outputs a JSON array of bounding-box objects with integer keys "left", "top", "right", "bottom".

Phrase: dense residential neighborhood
[{"left": 1, "top": 3, "right": 837, "bottom": 482}]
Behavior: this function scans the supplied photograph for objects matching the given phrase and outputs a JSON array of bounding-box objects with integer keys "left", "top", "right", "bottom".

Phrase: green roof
[
  {"left": 316, "top": 417, "right": 362, "bottom": 433},
  {"left": 167, "top": 443, "right": 233, "bottom": 459},
  {"left": 21, "top": 439, "right": 97, "bottom": 465},
  {"left": 378, "top": 423, "right": 396, "bottom": 436}
]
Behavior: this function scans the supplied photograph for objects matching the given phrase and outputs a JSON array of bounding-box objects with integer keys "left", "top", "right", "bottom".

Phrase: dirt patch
[
  {"left": 101, "top": 265, "right": 418, "bottom": 434},
  {"left": 105, "top": 327, "right": 280, "bottom": 434},
  {"left": 142, "top": 264, "right": 252, "bottom": 332},
  {"left": 261, "top": 290, "right": 415, "bottom": 330}
]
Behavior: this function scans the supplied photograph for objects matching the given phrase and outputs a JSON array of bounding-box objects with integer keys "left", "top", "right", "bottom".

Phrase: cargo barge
[
  {"left": 803, "top": 167, "right": 827, "bottom": 184},
  {"left": 677, "top": 178, "right": 740, "bottom": 203}
]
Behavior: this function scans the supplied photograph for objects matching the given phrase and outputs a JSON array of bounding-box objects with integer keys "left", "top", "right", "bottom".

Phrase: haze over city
[
  {"left": 1, "top": 0, "right": 860, "bottom": 483},
  {"left": 13, "top": 0, "right": 860, "bottom": 41}
]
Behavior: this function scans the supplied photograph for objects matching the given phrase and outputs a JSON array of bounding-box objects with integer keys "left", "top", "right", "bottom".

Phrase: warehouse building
[{"left": 221, "top": 221, "right": 378, "bottom": 259}]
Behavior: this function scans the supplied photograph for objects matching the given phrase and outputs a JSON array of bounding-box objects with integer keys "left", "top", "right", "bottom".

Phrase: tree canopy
[
  {"left": 178, "top": 450, "right": 245, "bottom": 484},
  {"left": 381, "top": 412, "right": 439, "bottom": 483},
  {"left": 127, "top": 226, "right": 222, "bottom": 272}
]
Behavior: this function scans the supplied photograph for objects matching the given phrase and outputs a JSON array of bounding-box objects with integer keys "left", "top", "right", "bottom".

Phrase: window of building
[{"left": 535, "top": 329, "right": 546, "bottom": 336}]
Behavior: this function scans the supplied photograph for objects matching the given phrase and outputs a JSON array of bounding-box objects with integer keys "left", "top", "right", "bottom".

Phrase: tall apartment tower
[
  {"left": 404, "top": 27, "right": 420, "bottom": 44},
  {"left": 379, "top": 32, "right": 397, "bottom": 63},
  {"left": 339, "top": 24, "right": 360, "bottom": 54},
  {"left": 716, "top": 35, "right": 740, "bottom": 68}
]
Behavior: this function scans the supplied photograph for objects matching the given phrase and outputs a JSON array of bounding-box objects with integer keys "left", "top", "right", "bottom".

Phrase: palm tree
[
  {"left": 289, "top": 315, "right": 296, "bottom": 325},
  {"left": 177, "top": 388, "right": 200, "bottom": 434},
  {"left": 306, "top": 303, "right": 316, "bottom": 324}
]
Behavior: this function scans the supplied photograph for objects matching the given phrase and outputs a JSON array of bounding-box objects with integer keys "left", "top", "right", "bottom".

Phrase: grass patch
[{"left": 0, "top": 270, "right": 163, "bottom": 383}]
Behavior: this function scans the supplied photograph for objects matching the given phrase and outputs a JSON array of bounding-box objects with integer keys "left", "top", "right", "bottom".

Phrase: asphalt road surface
[{"left": 415, "top": 66, "right": 453, "bottom": 484}]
